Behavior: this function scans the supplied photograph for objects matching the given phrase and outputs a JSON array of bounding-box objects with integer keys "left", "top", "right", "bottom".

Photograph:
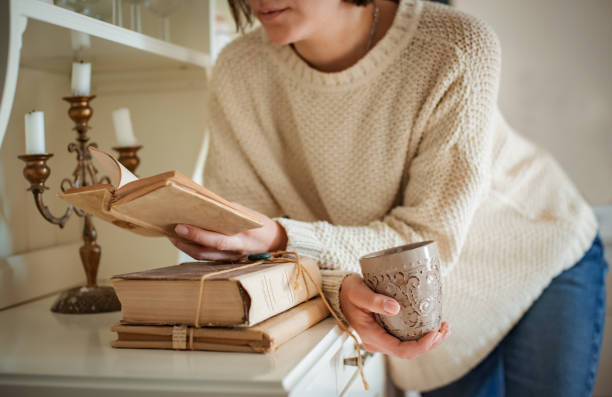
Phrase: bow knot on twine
[{"left": 189, "top": 250, "right": 369, "bottom": 390}]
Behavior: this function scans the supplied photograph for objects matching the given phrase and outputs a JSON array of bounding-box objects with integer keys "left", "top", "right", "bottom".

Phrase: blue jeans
[{"left": 422, "top": 235, "right": 609, "bottom": 397}]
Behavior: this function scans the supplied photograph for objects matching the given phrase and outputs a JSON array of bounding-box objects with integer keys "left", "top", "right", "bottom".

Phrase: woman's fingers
[
  {"left": 174, "top": 224, "right": 245, "bottom": 253},
  {"left": 346, "top": 276, "right": 400, "bottom": 316},
  {"left": 398, "top": 322, "right": 450, "bottom": 359},
  {"left": 382, "top": 322, "right": 451, "bottom": 359},
  {"left": 169, "top": 237, "right": 243, "bottom": 261},
  {"left": 393, "top": 331, "right": 439, "bottom": 359},
  {"left": 344, "top": 300, "right": 404, "bottom": 353},
  {"left": 342, "top": 275, "right": 451, "bottom": 359},
  {"left": 353, "top": 316, "right": 407, "bottom": 354},
  {"left": 430, "top": 322, "right": 451, "bottom": 349}
]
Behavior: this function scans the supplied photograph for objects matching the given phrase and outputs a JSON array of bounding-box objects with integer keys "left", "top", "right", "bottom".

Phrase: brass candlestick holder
[
  {"left": 112, "top": 145, "right": 142, "bottom": 174},
  {"left": 17, "top": 95, "right": 141, "bottom": 314}
]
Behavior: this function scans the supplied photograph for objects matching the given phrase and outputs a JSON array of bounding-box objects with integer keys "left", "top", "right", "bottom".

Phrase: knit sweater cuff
[
  {"left": 275, "top": 218, "right": 324, "bottom": 261},
  {"left": 320, "top": 269, "right": 357, "bottom": 324},
  {"left": 274, "top": 217, "right": 356, "bottom": 323}
]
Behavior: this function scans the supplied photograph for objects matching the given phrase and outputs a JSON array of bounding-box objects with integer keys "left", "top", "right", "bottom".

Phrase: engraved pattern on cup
[{"left": 360, "top": 243, "right": 442, "bottom": 341}]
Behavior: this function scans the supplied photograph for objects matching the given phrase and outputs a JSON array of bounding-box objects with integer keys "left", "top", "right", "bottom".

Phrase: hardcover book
[
  {"left": 112, "top": 257, "right": 322, "bottom": 327},
  {"left": 58, "top": 146, "right": 263, "bottom": 237},
  {"left": 110, "top": 297, "right": 330, "bottom": 353}
]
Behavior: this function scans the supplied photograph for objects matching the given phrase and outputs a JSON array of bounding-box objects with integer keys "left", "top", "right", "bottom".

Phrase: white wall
[
  {"left": 455, "top": 0, "right": 612, "bottom": 206},
  {"left": 0, "top": 65, "right": 208, "bottom": 307}
]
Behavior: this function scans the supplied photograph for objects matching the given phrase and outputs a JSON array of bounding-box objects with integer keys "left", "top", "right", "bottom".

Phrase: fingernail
[
  {"left": 433, "top": 333, "right": 442, "bottom": 344},
  {"left": 175, "top": 225, "right": 188, "bottom": 236},
  {"left": 384, "top": 299, "right": 400, "bottom": 315}
]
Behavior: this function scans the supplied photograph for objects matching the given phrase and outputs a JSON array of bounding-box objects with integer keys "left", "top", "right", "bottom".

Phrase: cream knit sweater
[{"left": 203, "top": 0, "right": 598, "bottom": 391}]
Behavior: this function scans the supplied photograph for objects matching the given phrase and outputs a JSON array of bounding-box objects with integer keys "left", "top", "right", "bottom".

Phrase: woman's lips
[{"left": 258, "top": 8, "right": 289, "bottom": 21}]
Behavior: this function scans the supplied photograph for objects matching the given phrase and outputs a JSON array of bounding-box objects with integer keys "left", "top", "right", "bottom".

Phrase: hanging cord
[{"left": 192, "top": 251, "right": 370, "bottom": 391}]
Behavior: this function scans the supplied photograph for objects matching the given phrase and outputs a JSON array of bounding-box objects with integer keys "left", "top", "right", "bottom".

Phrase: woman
[{"left": 169, "top": 0, "right": 608, "bottom": 395}]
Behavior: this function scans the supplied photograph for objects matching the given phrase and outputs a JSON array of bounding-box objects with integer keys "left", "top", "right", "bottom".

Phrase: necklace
[{"left": 365, "top": 1, "right": 380, "bottom": 52}]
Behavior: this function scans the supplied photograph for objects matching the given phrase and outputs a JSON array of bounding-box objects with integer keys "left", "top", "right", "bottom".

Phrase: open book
[{"left": 58, "top": 147, "right": 263, "bottom": 237}]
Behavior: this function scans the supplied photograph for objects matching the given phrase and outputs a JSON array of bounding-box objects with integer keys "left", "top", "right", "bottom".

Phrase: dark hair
[{"left": 228, "top": 0, "right": 375, "bottom": 32}]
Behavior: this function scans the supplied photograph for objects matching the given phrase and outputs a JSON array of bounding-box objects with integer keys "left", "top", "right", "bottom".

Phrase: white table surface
[{"left": 0, "top": 295, "right": 347, "bottom": 396}]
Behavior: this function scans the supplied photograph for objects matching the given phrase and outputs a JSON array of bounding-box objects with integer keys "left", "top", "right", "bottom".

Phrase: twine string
[
  {"left": 194, "top": 260, "right": 264, "bottom": 328},
  {"left": 191, "top": 251, "right": 369, "bottom": 391}
]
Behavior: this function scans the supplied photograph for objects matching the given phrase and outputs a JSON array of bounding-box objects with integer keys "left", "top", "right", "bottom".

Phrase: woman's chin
[{"left": 262, "top": 27, "right": 297, "bottom": 46}]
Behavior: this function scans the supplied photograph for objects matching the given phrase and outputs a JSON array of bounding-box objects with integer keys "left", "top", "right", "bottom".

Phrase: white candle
[
  {"left": 71, "top": 62, "right": 91, "bottom": 96},
  {"left": 70, "top": 31, "right": 91, "bottom": 52},
  {"left": 24, "top": 111, "right": 46, "bottom": 154},
  {"left": 112, "top": 108, "right": 138, "bottom": 146}
]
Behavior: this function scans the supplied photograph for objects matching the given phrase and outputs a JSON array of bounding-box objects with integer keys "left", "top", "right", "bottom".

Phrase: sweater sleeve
[{"left": 275, "top": 32, "right": 502, "bottom": 318}]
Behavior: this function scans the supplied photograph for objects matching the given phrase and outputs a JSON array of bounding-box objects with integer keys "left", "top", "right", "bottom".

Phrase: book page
[{"left": 89, "top": 146, "right": 138, "bottom": 188}]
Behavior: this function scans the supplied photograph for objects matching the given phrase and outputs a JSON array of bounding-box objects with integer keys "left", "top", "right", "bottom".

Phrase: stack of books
[
  {"left": 110, "top": 258, "right": 329, "bottom": 353},
  {"left": 59, "top": 147, "right": 330, "bottom": 354}
]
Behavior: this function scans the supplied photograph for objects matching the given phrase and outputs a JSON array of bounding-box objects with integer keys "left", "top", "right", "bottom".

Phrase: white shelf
[
  {"left": 0, "top": 0, "right": 212, "bottom": 148},
  {"left": 19, "top": 0, "right": 211, "bottom": 72}
]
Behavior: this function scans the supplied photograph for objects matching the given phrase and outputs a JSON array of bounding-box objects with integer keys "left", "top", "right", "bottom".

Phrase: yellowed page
[{"left": 89, "top": 146, "right": 138, "bottom": 188}]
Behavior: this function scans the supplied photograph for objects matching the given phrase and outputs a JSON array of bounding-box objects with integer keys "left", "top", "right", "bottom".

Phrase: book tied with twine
[
  {"left": 111, "top": 253, "right": 369, "bottom": 390},
  {"left": 112, "top": 256, "right": 322, "bottom": 327},
  {"left": 110, "top": 297, "right": 330, "bottom": 353}
]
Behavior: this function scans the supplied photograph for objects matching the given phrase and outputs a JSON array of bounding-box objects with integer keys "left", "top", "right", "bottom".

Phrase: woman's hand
[
  {"left": 340, "top": 273, "right": 450, "bottom": 359},
  {"left": 168, "top": 203, "right": 287, "bottom": 261}
]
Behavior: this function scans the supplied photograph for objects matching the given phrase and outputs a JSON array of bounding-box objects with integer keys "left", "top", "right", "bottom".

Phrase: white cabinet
[{"left": 0, "top": 295, "right": 387, "bottom": 397}]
